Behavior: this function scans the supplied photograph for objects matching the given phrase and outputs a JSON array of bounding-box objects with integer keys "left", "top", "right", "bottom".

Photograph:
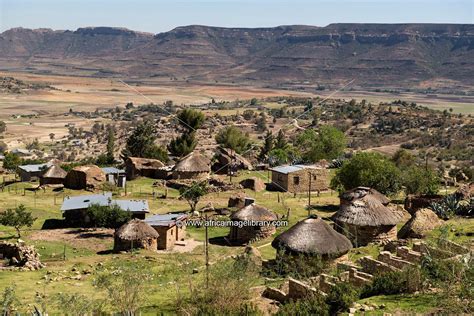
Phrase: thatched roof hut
[
  {"left": 271, "top": 216, "right": 352, "bottom": 259},
  {"left": 172, "top": 151, "right": 211, "bottom": 179},
  {"left": 114, "top": 219, "right": 159, "bottom": 252},
  {"left": 332, "top": 187, "right": 402, "bottom": 246},
  {"left": 229, "top": 203, "right": 278, "bottom": 243},
  {"left": 125, "top": 157, "right": 165, "bottom": 180},
  {"left": 212, "top": 147, "right": 253, "bottom": 174},
  {"left": 40, "top": 165, "right": 67, "bottom": 185},
  {"left": 64, "top": 165, "right": 106, "bottom": 190}
]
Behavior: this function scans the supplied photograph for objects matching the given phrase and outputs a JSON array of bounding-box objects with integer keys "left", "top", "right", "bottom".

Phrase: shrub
[
  {"left": 277, "top": 293, "right": 329, "bottom": 316},
  {"left": 430, "top": 195, "right": 471, "bottom": 219},
  {"left": 402, "top": 165, "right": 440, "bottom": 195},
  {"left": 86, "top": 203, "right": 131, "bottom": 228},
  {"left": 326, "top": 282, "right": 359, "bottom": 314},
  {"left": 331, "top": 152, "right": 402, "bottom": 195},
  {"left": 361, "top": 266, "right": 422, "bottom": 298}
]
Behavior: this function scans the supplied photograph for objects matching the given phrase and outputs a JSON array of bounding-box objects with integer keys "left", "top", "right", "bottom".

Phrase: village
[{"left": 0, "top": 84, "right": 472, "bottom": 315}]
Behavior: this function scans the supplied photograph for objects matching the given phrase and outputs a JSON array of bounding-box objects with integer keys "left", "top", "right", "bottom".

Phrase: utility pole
[
  {"left": 229, "top": 149, "right": 235, "bottom": 183},
  {"left": 308, "top": 171, "right": 312, "bottom": 216},
  {"left": 205, "top": 214, "right": 209, "bottom": 289}
]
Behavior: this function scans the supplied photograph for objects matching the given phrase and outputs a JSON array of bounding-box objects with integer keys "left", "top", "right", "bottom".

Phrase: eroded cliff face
[{"left": 0, "top": 24, "right": 472, "bottom": 88}]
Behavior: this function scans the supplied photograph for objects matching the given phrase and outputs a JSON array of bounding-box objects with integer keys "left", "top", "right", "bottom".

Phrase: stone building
[
  {"left": 332, "top": 187, "right": 402, "bottom": 246},
  {"left": 229, "top": 203, "right": 278, "bottom": 244},
  {"left": 172, "top": 151, "right": 211, "bottom": 180},
  {"left": 125, "top": 157, "right": 165, "bottom": 180},
  {"left": 64, "top": 165, "right": 106, "bottom": 190},
  {"left": 144, "top": 213, "right": 187, "bottom": 250},
  {"left": 269, "top": 164, "right": 329, "bottom": 193}
]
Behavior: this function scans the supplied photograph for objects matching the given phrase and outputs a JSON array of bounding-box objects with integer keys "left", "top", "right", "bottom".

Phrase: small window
[
  {"left": 313, "top": 174, "right": 317, "bottom": 180},
  {"left": 293, "top": 176, "right": 300, "bottom": 185}
]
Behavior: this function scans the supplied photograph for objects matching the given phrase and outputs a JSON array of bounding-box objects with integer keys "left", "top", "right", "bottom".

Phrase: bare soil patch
[{"left": 29, "top": 228, "right": 114, "bottom": 252}]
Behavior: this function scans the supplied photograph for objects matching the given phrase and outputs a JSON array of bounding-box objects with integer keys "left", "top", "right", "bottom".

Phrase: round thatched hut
[
  {"left": 172, "top": 151, "right": 211, "bottom": 180},
  {"left": 40, "top": 165, "right": 67, "bottom": 185},
  {"left": 271, "top": 216, "right": 352, "bottom": 261},
  {"left": 229, "top": 203, "right": 278, "bottom": 243},
  {"left": 114, "top": 219, "right": 159, "bottom": 252},
  {"left": 332, "top": 187, "right": 402, "bottom": 246},
  {"left": 64, "top": 165, "right": 106, "bottom": 190}
]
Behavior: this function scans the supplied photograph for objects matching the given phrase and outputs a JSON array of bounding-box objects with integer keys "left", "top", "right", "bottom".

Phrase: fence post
[{"left": 63, "top": 245, "right": 66, "bottom": 261}]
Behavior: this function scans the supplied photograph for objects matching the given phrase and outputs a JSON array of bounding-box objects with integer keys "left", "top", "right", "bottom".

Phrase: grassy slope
[{"left": 0, "top": 173, "right": 471, "bottom": 313}]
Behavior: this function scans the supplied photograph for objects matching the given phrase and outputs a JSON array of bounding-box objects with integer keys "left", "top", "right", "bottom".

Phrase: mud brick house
[
  {"left": 269, "top": 164, "right": 329, "bottom": 193},
  {"left": 125, "top": 157, "right": 165, "bottom": 180},
  {"left": 144, "top": 213, "right": 187, "bottom": 250},
  {"left": 18, "top": 163, "right": 50, "bottom": 182}
]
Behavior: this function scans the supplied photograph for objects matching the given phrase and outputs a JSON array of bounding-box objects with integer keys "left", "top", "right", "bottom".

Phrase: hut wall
[
  {"left": 172, "top": 171, "right": 208, "bottom": 180},
  {"left": 113, "top": 237, "right": 158, "bottom": 252},
  {"left": 335, "top": 222, "right": 397, "bottom": 246},
  {"left": 65, "top": 171, "right": 87, "bottom": 189},
  {"left": 63, "top": 209, "right": 90, "bottom": 226},
  {"left": 153, "top": 226, "right": 176, "bottom": 250},
  {"left": 125, "top": 161, "right": 139, "bottom": 180},
  {"left": 19, "top": 170, "right": 42, "bottom": 182},
  {"left": 271, "top": 169, "right": 329, "bottom": 193},
  {"left": 40, "top": 177, "right": 64, "bottom": 185},
  {"left": 229, "top": 225, "right": 276, "bottom": 243}
]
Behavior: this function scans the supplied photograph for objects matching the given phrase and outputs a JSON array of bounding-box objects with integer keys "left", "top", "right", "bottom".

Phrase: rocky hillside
[{"left": 0, "top": 24, "right": 473, "bottom": 89}]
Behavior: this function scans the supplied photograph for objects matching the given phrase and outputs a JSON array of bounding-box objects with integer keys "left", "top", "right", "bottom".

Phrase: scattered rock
[{"left": 398, "top": 208, "right": 444, "bottom": 239}]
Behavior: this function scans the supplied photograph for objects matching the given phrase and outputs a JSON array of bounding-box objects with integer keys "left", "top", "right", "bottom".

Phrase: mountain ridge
[{"left": 1, "top": 24, "right": 473, "bottom": 89}]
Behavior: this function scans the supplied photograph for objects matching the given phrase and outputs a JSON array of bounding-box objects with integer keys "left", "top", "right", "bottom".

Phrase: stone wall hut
[
  {"left": 145, "top": 213, "right": 188, "bottom": 250},
  {"left": 113, "top": 219, "right": 159, "bottom": 252},
  {"left": 229, "top": 203, "right": 278, "bottom": 243},
  {"left": 332, "top": 187, "right": 402, "bottom": 246},
  {"left": 40, "top": 165, "right": 67, "bottom": 185},
  {"left": 172, "top": 151, "right": 211, "bottom": 180},
  {"left": 212, "top": 147, "right": 253, "bottom": 174},
  {"left": 125, "top": 157, "right": 165, "bottom": 180},
  {"left": 271, "top": 216, "right": 352, "bottom": 261},
  {"left": 64, "top": 165, "right": 106, "bottom": 190},
  {"left": 269, "top": 164, "right": 329, "bottom": 193}
]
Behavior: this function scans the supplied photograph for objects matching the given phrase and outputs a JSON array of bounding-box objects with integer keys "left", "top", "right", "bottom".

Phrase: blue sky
[{"left": 0, "top": 0, "right": 472, "bottom": 33}]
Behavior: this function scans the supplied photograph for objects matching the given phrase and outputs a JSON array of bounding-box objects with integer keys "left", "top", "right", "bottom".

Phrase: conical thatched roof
[
  {"left": 271, "top": 216, "right": 352, "bottom": 256},
  {"left": 128, "top": 157, "right": 164, "bottom": 169},
  {"left": 332, "top": 187, "right": 401, "bottom": 226},
  {"left": 42, "top": 165, "right": 67, "bottom": 179},
  {"left": 115, "top": 219, "right": 159, "bottom": 241},
  {"left": 174, "top": 151, "right": 211, "bottom": 173},
  {"left": 231, "top": 203, "right": 278, "bottom": 221}
]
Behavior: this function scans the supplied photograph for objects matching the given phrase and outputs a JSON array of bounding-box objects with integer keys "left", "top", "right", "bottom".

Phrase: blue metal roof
[
  {"left": 101, "top": 167, "right": 125, "bottom": 175},
  {"left": 145, "top": 213, "right": 187, "bottom": 227},
  {"left": 269, "top": 164, "right": 309, "bottom": 174},
  {"left": 61, "top": 192, "right": 149, "bottom": 213},
  {"left": 18, "top": 163, "right": 50, "bottom": 173}
]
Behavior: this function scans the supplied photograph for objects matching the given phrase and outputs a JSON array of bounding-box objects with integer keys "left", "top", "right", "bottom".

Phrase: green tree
[
  {"left": 331, "top": 152, "right": 402, "bottom": 195},
  {"left": 168, "top": 132, "right": 197, "bottom": 157},
  {"left": 296, "top": 126, "right": 346, "bottom": 163},
  {"left": 274, "top": 129, "right": 288, "bottom": 150},
  {"left": 176, "top": 108, "right": 205, "bottom": 131},
  {"left": 86, "top": 204, "right": 131, "bottom": 228},
  {"left": 392, "top": 149, "right": 415, "bottom": 168},
  {"left": 215, "top": 126, "right": 252, "bottom": 154},
  {"left": 0, "top": 205, "right": 36, "bottom": 238},
  {"left": 268, "top": 146, "right": 300, "bottom": 167},
  {"left": 106, "top": 125, "right": 115, "bottom": 163},
  {"left": 2, "top": 152, "right": 21, "bottom": 171},
  {"left": 179, "top": 181, "right": 208, "bottom": 212},
  {"left": 258, "top": 130, "right": 274, "bottom": 161},
  {"left": 402, "top": 165, "right": 440, "bottom": 195},
  {"left": 122, "top": 121, "right": 156, "bottom": 159}
]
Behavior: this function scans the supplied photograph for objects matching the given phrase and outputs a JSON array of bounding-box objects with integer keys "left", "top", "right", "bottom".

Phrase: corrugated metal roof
[
  {"left": 269, "top": 164, "right": 308, "bottom": 174},
  {"left": 145, "top": 213, "right": 187, "bottom": 227},
  {"left": 60, "top": 192, "right": 149, "bottom": 213},
  {"left": 18, "top": 163, "right": 49, "bottom": 173},
  {"left": 101, "top": 167, "right": 125, "bottom": 175}
]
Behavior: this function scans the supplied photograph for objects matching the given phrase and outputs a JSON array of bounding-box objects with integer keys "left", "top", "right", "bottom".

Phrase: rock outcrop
[{"left": 0, "top": 242, "right": 45, "bottom": 270}]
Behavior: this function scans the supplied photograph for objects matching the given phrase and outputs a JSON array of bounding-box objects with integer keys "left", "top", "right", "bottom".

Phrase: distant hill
[{"left": 0, "top": 24, "right": 473, "bottom": 90}]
